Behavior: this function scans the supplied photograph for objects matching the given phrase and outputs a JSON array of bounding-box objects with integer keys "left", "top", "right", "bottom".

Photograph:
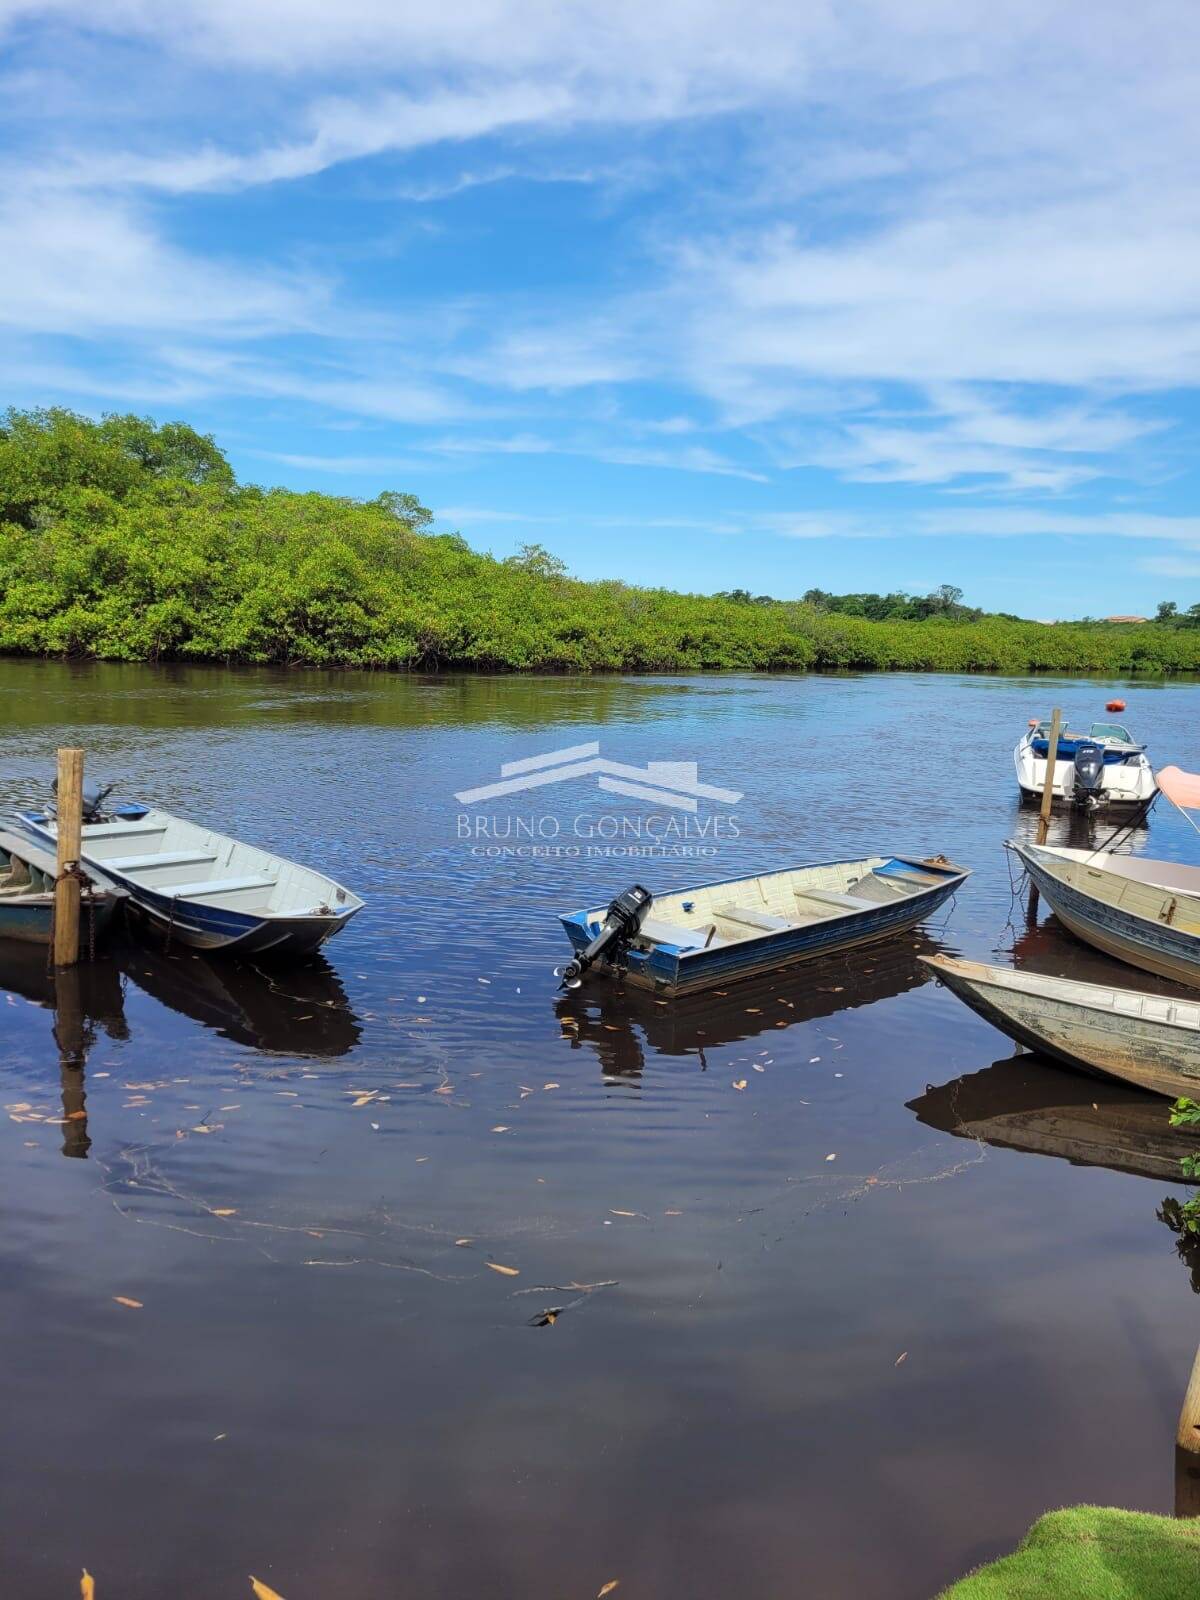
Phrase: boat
[
  {"left": 1014, "top": 715, "right": 1155, "bottom": 810},
  {"left": 14, "top": 797, "right": 363, "bottom": 958},
  {"left": 910, "top": 1054, "right": 1197, "bottom": 1184},
  {"left": 0, "top": 829, "right": 123, "bottom": 947},
  {"left": 557, "top": 854, "right": 969, "bottom": 997},
  {"left": 921, "top": 953, "right": 1200, "bottom": 1096},
  {"left": 1009, "top": 836, "right": 1200, "bottom": 988}
]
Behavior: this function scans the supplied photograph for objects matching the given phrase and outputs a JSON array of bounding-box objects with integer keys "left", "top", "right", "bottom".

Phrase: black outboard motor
[
  {"left": 557, "top": 884, "right": 653, "bottom": 989},
  {"left": 1072, "top": 740, "right": 1105, "bottom": 808},
  {"left": 51, "top": 777, "right": 114, "bottom": 822}
]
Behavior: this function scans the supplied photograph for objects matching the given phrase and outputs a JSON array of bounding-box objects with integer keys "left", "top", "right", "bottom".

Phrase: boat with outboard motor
[
  {"left": 556, "top": 853, "right": 969, "bottom": 997},
  {"left": 1014, "top": 715, "right": 1155, "bottom": 810},
  {"left": 0, "top": 828, "right": 124, "bottom": 947},
  {"left": 13, "top": 783, "right": 363, "bottom": 958}
]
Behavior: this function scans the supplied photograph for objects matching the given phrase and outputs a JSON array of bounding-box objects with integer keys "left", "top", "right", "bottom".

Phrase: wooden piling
[
  {"left": 52, "top": 746, "right": 84, "bottom": 968},
  {"left": 1176, "top": 1343, "right": 1200, "bottom": 1517},
  {"left": 1036, "top": 708, "right": 1063, "bottom": 847}
]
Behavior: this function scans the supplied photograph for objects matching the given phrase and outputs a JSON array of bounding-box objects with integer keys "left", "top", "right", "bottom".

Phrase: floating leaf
[
  {"left": 609, "top": 1209, "right": 637, "bottom": 1218},
  {"left": 487, "top": 1262, "right": 520, "bottom": 1276},
  {"left": 732, "top": 1079, "right": 747, "bottom": 1091},
  {"left": 112, "top": 1296, "right": 142, "bottom": 1309},
  {"left": 455, "top": 1238, "right": 472, "bottom": 1247},
  {"left": 492, "top": 1125, "right": 510, "bottom": 1133},
  {"left": 895, "top": 1351, "right": 908, "bottom": 1367},
  {"left": 543, "top": 1082, "right": 560, "bottom": 1090},
  {"left": 825, "top": 1153, "right": 837, "bottom": 1162},
  {"left": 81, "top": 1569, "right": 95, "bottom": 1600},
  {"left": 598, "top": 1583, "right": 620, "bottom": 1597},
  {"left": 212, "top": 1208, "right": 237, "bottom": 1217},
  {"left": 250, "top": 1578, "right": 287, "bottom": 1600}
]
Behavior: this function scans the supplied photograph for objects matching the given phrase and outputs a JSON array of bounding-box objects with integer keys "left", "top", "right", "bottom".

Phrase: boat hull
[
  {"left": 923, "top": 954, "right": 1200, "bottom": 1096},
  {"left": 1013, "top": 732, "right": 1156, "bottom": 809},
  {"left": 14, "top": 808, "right": 361, "bottom": 960},
  {"left": 122, "top": 891, "right": 355, "bottom": 955},
  {"left": 1012, "top": 842, "right": 1200, "bottom": 988},
  {"left": 0, "top": 892, "right": 120, "bottom": 947},
  {"left": 561, "top": 855, "right": 968, "bottom": 997}
]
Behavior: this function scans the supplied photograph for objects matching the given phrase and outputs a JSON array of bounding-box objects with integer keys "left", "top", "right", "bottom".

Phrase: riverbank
[{"left": 4, "top": 407, "right": 1200, "bottom": 675}]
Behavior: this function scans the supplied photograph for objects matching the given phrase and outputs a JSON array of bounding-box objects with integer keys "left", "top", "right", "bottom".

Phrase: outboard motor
[
  {"left": 1072, "top": 740, "right": 1105, "bottom": 808},
  {"left": 556, "top": 884, "right": 653, "bottom": 989},
  {"left": 51, "top": 777, "right": 114, "bottom": 822}
]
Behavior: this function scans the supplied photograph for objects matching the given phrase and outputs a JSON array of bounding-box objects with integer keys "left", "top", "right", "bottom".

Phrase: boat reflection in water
[
  {"left": 122, "top": 945, "right": 361, "bottom": 1056},
  {"left": 909, "top": 1053, "right": 1197, "bottom": 1185},
  {"left": 911, "top": 1052, "right": 1200, "bottom": 1517},
  {"left": 0, "top": 944, "right": 128, "bottom": 1159},
  {"left": 0, "top": 937, "right": 360, "bottom": 1157},
  {"left": 556, "top": 935, "right": 944, "bottom": 1078}
]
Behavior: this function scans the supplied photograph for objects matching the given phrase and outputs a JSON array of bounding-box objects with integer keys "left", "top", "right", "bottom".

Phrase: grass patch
[{"left": 938, "top": 1506, "right": 1200, "bottom": 1598}]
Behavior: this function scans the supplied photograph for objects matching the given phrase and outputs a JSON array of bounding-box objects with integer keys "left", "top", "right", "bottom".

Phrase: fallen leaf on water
[
  {"left": 112, "top": 1296, "right": 143, "bottom": 1309},
  {"left": 212, "top": 1208, "right": 237, "bottom": 1217},
  {"left": 609, "top": 1209, "right": 637, "bottom": 1218},
  {"left": 732, "top": 1079, "right": 747, "bottom": 1091},
  {"left": 598, "top": 1582, "right": 620, "bottom": 1597},
  {"left": 543, "top": 1082, "right": 560, "bottom": 1090},
  {"left": 455, "top": 1238, "right": 473, "bottom": 1246},
  {"left": 492, "top": 1125, "right": 510, "bottom": 1133},
  {"left": 744, "top": 1008, "right": 761, "bottom": 1014},
  {"left": 895, "top": 1351, "right": 908, "bottom": 1366},
  {"left": 81, "top": 1569, "right": 95, "bottom": 1599},
  {"left": 825, "top": 1153, "right": 837, "bottom": 1162},
  {"left": 250, "top": 1578, "right": 287, "bottom": 1600},
  {"left": 665, "top": 1208, "right": 682, "bottom": 1216},
  {"left": 487, "top": 1262, "right": 520, "bottom": 1276},
  {"left": 752, "top": 1065, "right": 765, "bottom": 1073}
]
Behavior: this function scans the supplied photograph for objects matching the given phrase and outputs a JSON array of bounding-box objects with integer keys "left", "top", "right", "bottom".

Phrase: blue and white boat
[
  {"left": 0, "top": 828, "right": 124, "bottom": 947},
  {"left": 1014, "top": 717, "right": 1155, "bottom": 809},
  {"left": 15, "top": 799, "right": 362, "bottom": 959},
  {"left": 558, "top": 854, "right": 969, "bottom": 997}
]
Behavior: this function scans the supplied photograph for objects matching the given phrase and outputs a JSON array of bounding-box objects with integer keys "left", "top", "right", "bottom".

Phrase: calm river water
[{"left": 3, "top": 661, "right": 1200, "bottom": 1599}]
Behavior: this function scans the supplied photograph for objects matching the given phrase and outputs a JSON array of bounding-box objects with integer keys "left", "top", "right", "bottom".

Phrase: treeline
[{"left": 2, "top": 407, "right": 1199, "bottom": 676}]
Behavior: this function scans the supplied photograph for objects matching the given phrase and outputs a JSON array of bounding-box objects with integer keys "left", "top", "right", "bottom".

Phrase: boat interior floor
[{"left": 633, "top": 863, "right": 939, "bottom": 951}]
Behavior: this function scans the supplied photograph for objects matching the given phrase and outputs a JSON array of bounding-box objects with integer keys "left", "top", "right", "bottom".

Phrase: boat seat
[
  {"left": 714, "top": 903, "right": 795, "bottom": 932},
  {"left": 803, "top": 887, "right": 881, "bottom": 914},
  {"left": 637, "top": 916, "right": 710, "bottom": 948},
  {"left": 168, "top": 874, "right": 276, "bottom": 899},
  {"left": 106, "top": 850, "right": 218, "bottom": 873},
  {"left": 885, "top": 870, "right": 945, "bottom": 888},
  {"left": 80, "top": 823, "right": 167, "bottom": 840}
]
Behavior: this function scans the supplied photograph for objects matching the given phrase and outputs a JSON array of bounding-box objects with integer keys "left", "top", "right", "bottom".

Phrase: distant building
[{"left": 1105, "top": 615, "right": 1148, "bottom": 624}]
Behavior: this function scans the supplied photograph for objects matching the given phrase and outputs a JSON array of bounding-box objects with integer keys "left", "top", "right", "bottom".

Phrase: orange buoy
[
  {"left": 1028, "top": 717, "right": 1039, "bottom": 727},
  {"left": 1106, "top": 699, "right": 1126, "bottom": 713}
]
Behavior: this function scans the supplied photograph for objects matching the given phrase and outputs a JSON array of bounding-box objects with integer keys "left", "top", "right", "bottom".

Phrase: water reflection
[
  {"left": 556, "top": 936, "right": 943, "bottom": 1077},
  {"left": 909, "top": 1054, "right": 1195, "bottom": 1184},
  {"left": 122, "top": 946, "right": 361, "bottom": 1056}
]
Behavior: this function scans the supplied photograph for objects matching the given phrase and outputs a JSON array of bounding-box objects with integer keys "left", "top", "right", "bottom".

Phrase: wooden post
[
  {"left": 1176, "top": 1343, "right": 1200, "bottom": 1517},
  {"left": 53, "top": 746, "right": 84, "bottom": 968},
  {"left": 1036, "top": 708, "right": 1063, "bottom": 847}
]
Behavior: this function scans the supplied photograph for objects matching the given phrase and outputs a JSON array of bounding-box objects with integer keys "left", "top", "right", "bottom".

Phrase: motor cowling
[
  {"left": 557, "top": 884, "right": 653, "bottom": 989},
  {"left": 1073, "top": 740, "right": 1105, "bottom": 804}
]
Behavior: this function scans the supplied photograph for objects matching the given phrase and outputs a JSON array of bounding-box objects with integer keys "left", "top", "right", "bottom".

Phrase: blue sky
[{"left": 3, "top": 2, "right": 1200, "bottom": 616}]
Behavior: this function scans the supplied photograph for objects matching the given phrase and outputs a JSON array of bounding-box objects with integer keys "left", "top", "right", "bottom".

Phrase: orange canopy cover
[{"left": 1155, "top": 765, "right": 1200, "bottom": 810}]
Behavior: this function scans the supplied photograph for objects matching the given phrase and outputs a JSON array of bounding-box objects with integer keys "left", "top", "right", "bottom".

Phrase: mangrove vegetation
[{"left": 2, "top": 407, "right": 1198, "bottom": 676}]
